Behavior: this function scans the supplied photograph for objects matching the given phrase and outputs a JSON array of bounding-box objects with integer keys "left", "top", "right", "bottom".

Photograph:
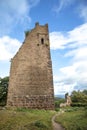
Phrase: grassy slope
[
  {"left": 0, "top": 108, "right": 55, "bottom": 130},
  {"left": 55, "top": 107, "right": 87, "bottom": 130}
]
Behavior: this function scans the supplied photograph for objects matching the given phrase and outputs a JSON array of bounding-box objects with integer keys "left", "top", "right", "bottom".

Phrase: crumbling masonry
[{"left": 7, "top": 23, "right": 54, "bottom": 109}]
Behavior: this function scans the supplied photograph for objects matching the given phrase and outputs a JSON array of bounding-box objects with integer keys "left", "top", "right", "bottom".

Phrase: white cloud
[
  {"left": 51, "top": 23, "right": 87, "bottom": 95},
  {"left": 50, "top": 32, "right": 69, "bottom": 49},
  {"left": 0, "top": 36, "right": 21, "bottom": 60},
  {"left": 50, "top": 23, "right": 87, "bottom": 50},
  {"left": 65, "top": 47, "right": 87, "bottom": 62},
  {"left": 54, "top": 82, "right": 75, "bottom": 95},
  {"left": 53, "top": 0, "right": 74, "bottom": 13},
  {"left": 53, "top": 0, "right": 87, "bottom": 22},
  {"left": 69, "top": 23, "right": 87, "bottom": 44},
  {"left": 78, "top": 4, "right": 87, "bottom": 22},
  {"left": 54, "top": 61, "right": 87, "bottom": 95},
  {"left": 0, "top": 0, "right": 40, "bottom": 36}
]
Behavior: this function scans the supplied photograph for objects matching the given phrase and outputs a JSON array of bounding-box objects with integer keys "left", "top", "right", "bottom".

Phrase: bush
[
  {"left": 0, "top": 76, "right": 9, "bottom": 106},
  {"left": 71, "top": 102, "right": 87, "bottom": 107},
  {"left": 56, "top": 108, "right": 87, "bottom": 130},
  {"left": 55, "top": 108, "right": 60, "bottom": 112},
  {"left": 71, "top": 90, "right": 87, "bottom": 107},
  {"left": 34, "top": 120, "right": 48, "bottom": 128},
  {"left": 84, "top": 106, "right": 87, "bottom": 117},
  {"left": 55, "top": 97, "right": 65, "bottom": 108},
  {"left": 25, "top": 30, "right": 31, "bottom": 37}
]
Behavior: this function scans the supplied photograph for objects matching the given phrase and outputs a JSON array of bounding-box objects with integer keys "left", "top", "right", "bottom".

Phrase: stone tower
[{"left": 7, "top": 23, "right": 54, "bottom": 109}]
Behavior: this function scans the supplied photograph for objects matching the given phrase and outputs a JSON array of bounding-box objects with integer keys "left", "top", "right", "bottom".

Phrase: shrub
[
  {"left": 71, "top": 102, "right": 87, "bottom": 107},
  {"left": 25, "top": 30, "right": 31, "bottom": 37},
  {"left": 55, "top": 97, "right": 65, "bottom": 108},
  {"left": 0, "top": 76, "right": 9, "bottom": 106},
  {"left": 34, "top": 120, "right": 48, "bottom": 129}
]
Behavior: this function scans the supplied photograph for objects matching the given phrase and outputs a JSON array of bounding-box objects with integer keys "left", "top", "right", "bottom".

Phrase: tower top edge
[{"left": 35, "top": 22, "right": 48, "bottom": 27}]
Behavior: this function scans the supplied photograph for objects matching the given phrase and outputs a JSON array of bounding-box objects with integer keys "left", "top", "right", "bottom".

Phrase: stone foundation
[{"left": 7, "top": 95, "right": 54, "bottom": 109}]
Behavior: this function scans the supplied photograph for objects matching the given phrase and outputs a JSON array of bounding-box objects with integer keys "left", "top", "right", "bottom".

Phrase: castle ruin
[{"left": 7, "top": 23, "right": 54, "bottom": 109}]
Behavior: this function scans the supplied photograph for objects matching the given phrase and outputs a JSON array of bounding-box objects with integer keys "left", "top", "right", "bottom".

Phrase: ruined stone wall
[{"left": 7, "top": 23, "right": 54, "bottom": 109}]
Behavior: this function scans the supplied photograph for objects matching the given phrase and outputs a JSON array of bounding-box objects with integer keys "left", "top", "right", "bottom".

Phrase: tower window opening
[{"left": 41, "top": 38, "right": 44, "bottom": 44}]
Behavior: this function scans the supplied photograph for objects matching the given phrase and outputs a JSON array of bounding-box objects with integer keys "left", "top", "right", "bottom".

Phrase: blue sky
[{"left": 0, "top": 0, "right": 87, "bottom": 96}]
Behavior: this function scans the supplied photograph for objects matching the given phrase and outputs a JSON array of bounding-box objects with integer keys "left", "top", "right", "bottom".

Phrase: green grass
[
  {"left": 55, "top": 107, "right": 87, "bottom": 130},
  {"left": 0, "top": 108, "right": 55, "bottom": 130}
]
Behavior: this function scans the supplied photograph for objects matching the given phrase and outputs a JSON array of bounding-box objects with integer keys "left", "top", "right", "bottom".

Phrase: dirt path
[{"left": 52, "top": 113, "right": 65, "bottom": 130}]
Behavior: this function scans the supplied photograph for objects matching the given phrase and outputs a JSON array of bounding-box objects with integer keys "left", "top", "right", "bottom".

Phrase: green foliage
[
  {"left": 55, "top": 97, "right": 65, "bottom": 109},
  {"left": 83, "top": 90, "right": 87, "bottom": 95},
  {"left": 0, "top": 76, "right": 9, "bottom": 106},
  {"left": 16, "top": 107, "right": 30, "bottom": 112},
  {"left": 0, "top": 109, "right": 55, "bottom": 130},
  {"left": 0, "top": 76, "right": 9, "bottom": 87},
  {"left": 71, "top": 90, "right": 87, "bottom": 107},
  {"left": 65, "top": 92, "right": 69, "bottom": 100},
  {"left": 25, "top": 30, "right": 31, "bottom": 37},
  {"left": 34, "top": 120, "right": 48, "bottom": 129},
  {"left": 64, "top": 107, "right": 80, "bottom": 112},
  {"left": 56, "top": 107, "right": 87, "bottom": 130},
  {"left": 45, "top": 42, "right": 49, "bottom": 46},
  {"left": 84, "top": 106, "right": 87, "bottom": 117}
]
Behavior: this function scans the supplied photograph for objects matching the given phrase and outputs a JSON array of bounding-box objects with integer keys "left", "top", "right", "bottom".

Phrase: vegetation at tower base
[
  {"left": 0, "top": 108, "right": 55, "bottom": 130},
  {"left": 54, "top": 90, "right": 87, "bottom": 130},
  {"left": 55, "top": 107, "right": 87, "bottom": 130},
  {"left": 54, "top": 97, "right": 66, "bottom": 111}
]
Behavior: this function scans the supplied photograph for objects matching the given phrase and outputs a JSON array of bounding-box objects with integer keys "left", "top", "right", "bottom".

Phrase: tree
[
  {"left": 83, "top": 90, "right": 87, "bottom": 95},
  {"left": 71, "top": 90, "right": 87, "bottom": 107},
  {"left": 0, "top": 76, "right": 9, "bottom": 106},
  {"left": 65, "top": 92, "right": 69, "bottom": 100},
  {"left": 55, "top": 97, "right": 66, "bottom": 109}
]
